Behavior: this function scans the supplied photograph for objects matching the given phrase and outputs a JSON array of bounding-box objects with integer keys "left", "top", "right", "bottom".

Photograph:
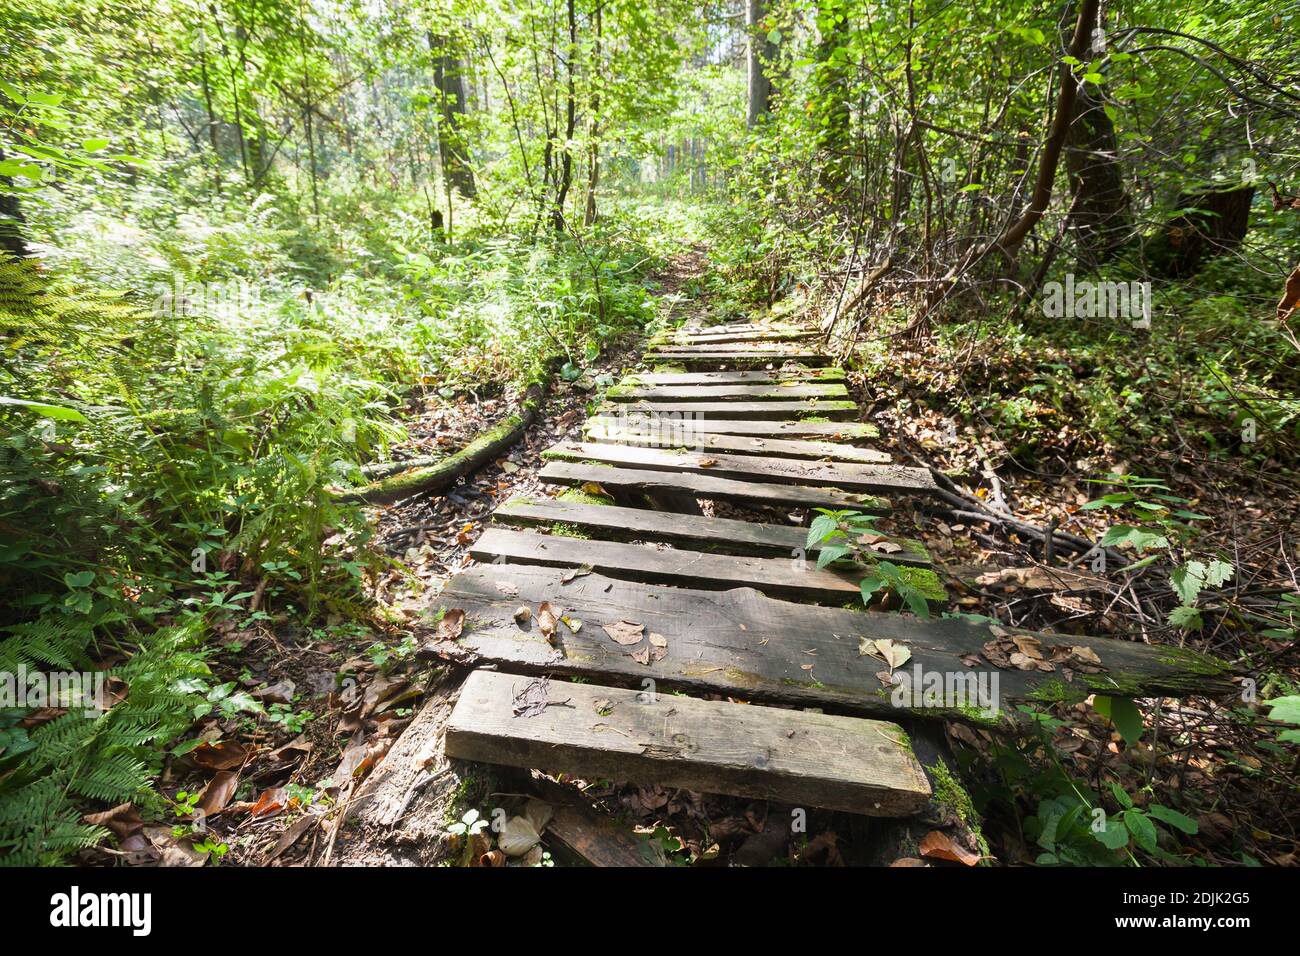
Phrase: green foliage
[
  {"left": 806, "top": 508, "right": 936, "bottom": 616},
  {"left": 974, "top": 706, "right": 1199, "bottom": 867},
  {"left": 0, "top": 622, "right": 207, "bottom": 866},
  {"left": 1261, "top": 696, "right": 1300, "bottom": 745},
  {"left": 1083, "top": 474, "right": 1234, "bottom": 630},
  {"left": 1093, "top": 695, "right": 1144, "bottom": 745}
]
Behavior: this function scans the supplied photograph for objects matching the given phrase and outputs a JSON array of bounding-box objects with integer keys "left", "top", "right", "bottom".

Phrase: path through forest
[{"left": 329, "top": 268, "right": 1230, "bottom": 868}]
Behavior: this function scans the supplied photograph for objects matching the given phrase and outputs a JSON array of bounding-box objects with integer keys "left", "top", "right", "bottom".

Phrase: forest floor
[{"left": 112, "top": 250, "right": 1297, "bottom": 868}]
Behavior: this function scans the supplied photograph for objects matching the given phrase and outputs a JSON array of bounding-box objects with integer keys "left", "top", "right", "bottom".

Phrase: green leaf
[
  {"left": 1094, "top": 817, "right": 1131, "bottom": 849},
  {"left": 1094, "top": 695, "right": 1143, "bottom": 744},
  {"left": 63, "top": 570, "right": 95, "bottom": 589},
  {"left": 1170, "top": 561, "right": 1205, "bottom": 605},
  {"left": 1099, "top": 525, "right": 1168, "bottom": 552},
  {"left": 1109, "top": 781, "right": 1133, "bottom": 809},
  {"left": 0, "top": 396, "right": 88, "bottom": 422},
  {"left": 81, "top": 138, "right": 110, "bottom": 152},
  {"left": 1168, "top": 605, "right": 1203, "bottom": 631},
  {"left": 1123, "top": 809, "right": 1158, "bottom": 853},
  {"left": 815, "top": 544, "right": 851, "bottom": 569},
  {"left": 860, "top": 574, "right": 888, "bottom": 604},
  {"left": 1262, "top": 696, "right": 1300, "bottom": 728},
  {"left": 1203, "top": 560, "right": 1233, "bottom": 589},
  {"left": 807, "top": 513, "right": 837, "bottom": 548},
  {"left": 1148, "top": 804, "right": 1198, "bottom": 835}
]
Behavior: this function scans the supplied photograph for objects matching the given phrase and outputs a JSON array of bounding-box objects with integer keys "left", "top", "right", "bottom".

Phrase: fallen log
[{"left": 335, "top": 358, "right": 559, "bottom": 505}]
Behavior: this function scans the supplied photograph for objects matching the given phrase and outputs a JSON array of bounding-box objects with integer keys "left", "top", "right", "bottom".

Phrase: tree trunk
[
  {"left": 986, "top": 0, "right": 1101, "bottom": 266},
  {"left": 0, "top": 147, "right": 28, "bottom": 259},
  {"left": 1063, "top": 6, "right": 1130, "bottom": 266},
  {"left": 583, "top": 2, "right": 602, "bottom": 226},
  {"left": 745, "top": 0, "right": 775, "bottom": 128},
  {"left": 1142, "top": 184, "right": 1255, "bottom": 277},
  {"left": 428, "top": 33, "right": 477, "bottom": 200},
  {"left": 552, "top": 0, "right": 577, "bottom": 230},
  {"left": 196, "top": 28, "right": 222, "bottom": 192}
]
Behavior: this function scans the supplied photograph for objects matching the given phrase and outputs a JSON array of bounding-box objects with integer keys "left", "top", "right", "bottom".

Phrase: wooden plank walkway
[
  {"left": 543, "top": 441, "right": 934, "bottom": 494},
  {"left": 585, "top": 415, "right": 878, "bottom": 441},
  {"left": 447, "top": 670, "right": 932, "bottom": 816},
  {"left": 598, "top": 399, "right": 859, "bottom": 420},
  {"left": 581, "top": 422, "right": 893, "bottom": 463},
  {"left": 624, "top": 368, "right": 846, "bottom": 384},
  {"left": 493, "top": 496, "right": 932, "bottom": 565},
  {"left": 430, "top": 319, "right": 1232, "bottom": 834}
]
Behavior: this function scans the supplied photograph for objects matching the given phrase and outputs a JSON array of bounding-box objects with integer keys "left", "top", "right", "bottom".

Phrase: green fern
[{"left": 0, "top": 621, "right": 207, "bottom": 866}]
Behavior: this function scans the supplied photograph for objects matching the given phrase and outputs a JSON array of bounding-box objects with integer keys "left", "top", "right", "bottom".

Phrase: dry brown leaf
[
  {"left": 537, "top": 601, "right": 560, "bottom": 646},
  {"left": 602, "top": 619, "right": 644, "bottom": 645},
  {"left": 266, "top": 813, "right": 319, "bottom": 862},
  {"left": 191, "top": 739, "right": 248, "bottom": 772},
  {"left": 1071, "top": 645, "right": 1102, "bottom": 665},
  {"left": 82, "top": 802, "right": 143, "bottom": 839},
  {"left": 513, "top": 605, "right": 532, "bottom": 624},
  {"left": 873, "top": 638, "right": 912, "bottom": 670},
  {"left": 249, "top": 787, "right": 288, "bottom": 818},
  {"left": 919, "top": 829, "right": 981, "bottom": 866},
  {"left": 196, "top": 770, "right": 240, "bottom": 816},
  {"left": 437, "top": 608, "right": 466, "bottom": 641},
  {"left": 561, "top": 564, "right": 593, "bottom": 584}
]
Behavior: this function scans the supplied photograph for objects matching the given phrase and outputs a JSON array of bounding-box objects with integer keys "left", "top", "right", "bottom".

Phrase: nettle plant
[
  {"left": 1081, "top": 474, "right": 1233, "bottom": 631},
  {"left": 807, "top": 509, "right": 931, "bottom": 617}
]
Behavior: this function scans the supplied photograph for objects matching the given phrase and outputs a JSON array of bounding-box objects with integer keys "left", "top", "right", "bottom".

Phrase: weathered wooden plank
[
  {"left": 652, "top": 341, "right": 827, "bottom": 354},
  {"left": 445, "top": 670, "right": 932, "bottom": 817},
  {"left": 493, "top": 496, "right": 932, "bottom": 565},
  {"left": 679, "top": 321, "right": 768, "bottom": 334},
  {"left": 598, "top": 400, "right": 858, "bottom": 421},
  {"left": 607, "top": 382, "right": 849, "bottom": 401},
  {"left": 583, "top": 422, "right": 890, "bottom": 464},
  {"left": 545, "top": 801, "right": 665, "bottom": 867},
  {"left": 661, "top": 329, "right": 818, "bottom": 346},
  {"left": 646, "top": 351, "right": 832, "bottom": 367},
  {"left": 543, "top": 441, "right": 937, "bottom": 496},
  {"left": 592, "top": 416, "right": 883, "bottom": 442},
  {"left": 538, "top": 461, "right": 892, "bottom": 513},
  {"left": 422, "top": 565, "right": 1235, "bottom": 718},
  {"left": 470, "top": 527, "right": 865, "bottom": 603},
  {"left": 627, "top": 368, "right": 846, "bottom": 385}
]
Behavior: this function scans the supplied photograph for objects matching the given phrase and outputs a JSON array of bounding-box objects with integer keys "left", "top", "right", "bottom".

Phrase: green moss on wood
[
  {"left": 557, "top": 488, "right": 615, "bottom": 506},
  {"left": 929, "top": 761, "right": 991, "bottom": 860},
  {"left": 550, "top": 523, "right": 591, "bottom": 539},
  {"left": 897, "top": 565, "right": 947, "bottom": 603}
]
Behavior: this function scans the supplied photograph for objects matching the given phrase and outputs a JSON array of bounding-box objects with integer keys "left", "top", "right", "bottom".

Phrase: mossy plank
[
  {"left": 471, "top": 527, "right": 874, "bottom": 604},
  {"left": 588, "top": 415, "right": 877, "bottom": 442},
  {"left": 629, "top": 368, "right": 846, "bottom": 385},
  {"left": 446, "top": 670, "right": 931, "bottom": 817},
  {"left": 606, "top": 382, "right": 849, "bottom": 401},
  {"left": 538, "top": 460, "right": 893, "bottom": 514},
  {"left": 420, "top": 565, "right": 1234, "bottom": 720},
  {"left": 583, "top": 422, "right": 887, "bottom": 463},
  {"left": 664, "top": 328, "right": 818, "bottom": 346},
  {"left": 645, "top": 351, "right": 833, "bottom": 368},
  {"left": 599, "top": 400, "right": 858, "bottom": 421},
  {"left": 494, "top": 496, "right": 932, "bottom": 565},
  {"left": 543, "top": 441, "right": 936, "bottom": 496}
]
